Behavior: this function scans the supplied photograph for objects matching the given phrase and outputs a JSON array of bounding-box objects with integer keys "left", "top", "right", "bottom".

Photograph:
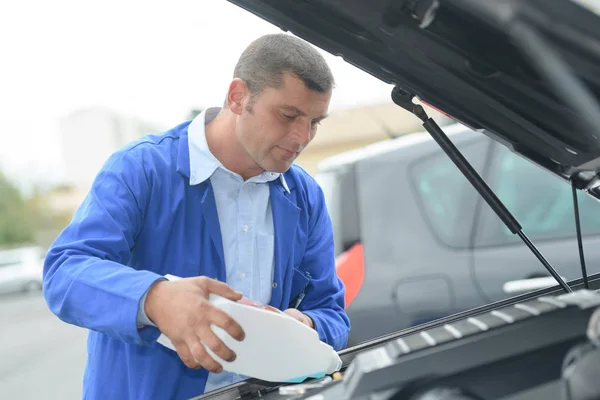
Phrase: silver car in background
[{"left": 0, "top": 246, "right": 45, "bottom": 295}]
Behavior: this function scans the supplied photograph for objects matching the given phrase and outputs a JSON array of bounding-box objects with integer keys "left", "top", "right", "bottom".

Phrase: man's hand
[
  {"left": 283, "top": 308, "right": 314, "bottom": 329},
  {"left": 145, "top": 277, "right": 245, "bottom": 372}
]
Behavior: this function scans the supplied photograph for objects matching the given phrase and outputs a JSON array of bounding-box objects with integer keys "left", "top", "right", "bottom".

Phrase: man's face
[{"left": 234, "top": 73, "right": 331, "bottom": 173}]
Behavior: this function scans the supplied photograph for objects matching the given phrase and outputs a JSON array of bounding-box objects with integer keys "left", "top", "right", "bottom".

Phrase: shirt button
[
  {"left": 242, "top": 225, "right": 249, "bottom": 232},
  {"left": 272, "top": 282, "right": 278, "bottom": 289},
  {"left": 240, "top": 272, "right": 246, "bottom": 280}
]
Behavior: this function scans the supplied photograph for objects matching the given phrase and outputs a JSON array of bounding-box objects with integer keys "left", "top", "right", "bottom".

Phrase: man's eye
[{"left": 282, "top": 114, "right": 295, "bottom": 120}]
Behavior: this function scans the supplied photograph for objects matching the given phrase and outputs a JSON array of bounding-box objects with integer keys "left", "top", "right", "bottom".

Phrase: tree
[{"left": 0, "top": 171, "right": 35, "bottom": 247}]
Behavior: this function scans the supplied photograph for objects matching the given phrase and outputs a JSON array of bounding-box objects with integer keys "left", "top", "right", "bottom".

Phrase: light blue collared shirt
[{"left": 137, "top": 107, "right": 290, "bottom": 392}]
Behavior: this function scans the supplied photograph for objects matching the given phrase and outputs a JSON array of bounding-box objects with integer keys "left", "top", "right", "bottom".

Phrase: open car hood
[{"left": 226, "top": 0, "right": 600, "bottom": 199}]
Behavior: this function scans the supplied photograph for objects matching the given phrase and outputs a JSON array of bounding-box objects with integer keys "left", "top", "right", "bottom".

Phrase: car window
[
  {"left": 487, "top": 144, "right": 600, "bottom": 243},
  {"left": 411, "top": 139, "right": 486, "bottom": 248}
]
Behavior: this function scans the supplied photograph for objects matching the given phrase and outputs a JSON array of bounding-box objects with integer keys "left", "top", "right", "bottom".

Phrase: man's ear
[{"left": 226, "top": 78, "right": 248, "bottom": 116}]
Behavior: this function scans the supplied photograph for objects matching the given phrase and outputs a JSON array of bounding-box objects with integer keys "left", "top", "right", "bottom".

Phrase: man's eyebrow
[
  {"left": 281, "top": 105, "right": 328, "bottom": 120},
  {"left": 281, "top": 105, "right": 307, "bottom": 116}
]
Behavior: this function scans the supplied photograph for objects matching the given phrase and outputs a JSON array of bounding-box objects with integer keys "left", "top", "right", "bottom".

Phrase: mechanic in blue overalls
[{"left": 42, "top": 33, "right": 350, "bottom": 399}]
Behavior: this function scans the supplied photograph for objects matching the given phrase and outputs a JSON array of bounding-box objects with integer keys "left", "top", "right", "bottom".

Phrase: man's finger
[
  {"left": 189, "top": 340, "right": 223, "bottom": 373},
  {"left": 283, "top": 308, "right": 302, "bottom": 321},
  {"left": 284, "top": 309, "right": 313, "bottom": 328},
  {"left": 205, "top": 279, "right": 243, "bottom": 301},
  {"left": 208, "top": 307, "right": 246, "bottom": 341},
  {"left": 198, "top": 327, "right": 237, "bottom": 362},
  {"left": 173, "top": 340, "right": 202, "bottom": 369}
]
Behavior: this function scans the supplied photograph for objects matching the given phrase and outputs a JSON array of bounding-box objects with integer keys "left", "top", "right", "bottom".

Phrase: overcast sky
[{"left": 0, "top": 0, "right": 394, "bottom": 189}]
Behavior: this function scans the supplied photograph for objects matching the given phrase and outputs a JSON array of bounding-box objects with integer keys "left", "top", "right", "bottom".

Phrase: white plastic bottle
[{"left": 156, "top": 275, "right": 342, "bottom": 383}]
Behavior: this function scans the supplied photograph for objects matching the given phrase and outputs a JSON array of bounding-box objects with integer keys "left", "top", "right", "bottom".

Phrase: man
[{"left": 43, "top": 33, "right": 350, "bottom": 399}]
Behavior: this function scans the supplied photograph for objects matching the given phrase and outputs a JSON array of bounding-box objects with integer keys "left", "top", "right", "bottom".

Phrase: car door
[
  {"left": 471, "top": 142, "right": 600, "bottom": 302},
  {"left": 343, "top": 132, "right": 492, "bottom": 346}
]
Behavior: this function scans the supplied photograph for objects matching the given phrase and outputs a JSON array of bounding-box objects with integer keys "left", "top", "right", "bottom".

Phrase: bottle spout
[{"left": 327, "top": 351, "right": 342, "bottom": 374}]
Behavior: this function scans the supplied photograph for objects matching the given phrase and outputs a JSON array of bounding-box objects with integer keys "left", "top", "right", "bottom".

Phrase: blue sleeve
[
  {"left": 43, "top": 148, "right": 164, "bottom": 345},
  {"left": 297, "top": 182, "right": 351, "bottom": 351}
]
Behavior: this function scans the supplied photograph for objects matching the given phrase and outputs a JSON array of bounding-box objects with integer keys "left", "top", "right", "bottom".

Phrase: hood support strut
[{"left": 391, "top": 86, "right": 572, "bottom": 294}]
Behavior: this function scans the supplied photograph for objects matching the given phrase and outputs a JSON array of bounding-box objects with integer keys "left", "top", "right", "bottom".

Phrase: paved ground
[{"left": 0, "top": 291, "right": 88, "bottom": 400}]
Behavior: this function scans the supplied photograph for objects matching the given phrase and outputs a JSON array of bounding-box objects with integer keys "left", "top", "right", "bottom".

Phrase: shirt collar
[{"left": 187, "top": 107, "right": 290, "bottom": 193}]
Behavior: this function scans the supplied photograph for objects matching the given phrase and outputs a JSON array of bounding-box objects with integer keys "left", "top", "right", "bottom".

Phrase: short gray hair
[{"left": 233, "top": 33, "right": 335, "bottom": 95}]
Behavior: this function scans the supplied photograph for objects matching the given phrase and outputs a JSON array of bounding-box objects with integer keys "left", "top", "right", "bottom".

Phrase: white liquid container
[{"left": 156, "top": 275, "right": 342, "bottom": 383}]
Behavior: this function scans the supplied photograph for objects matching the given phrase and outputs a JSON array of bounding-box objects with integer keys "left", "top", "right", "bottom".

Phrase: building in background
[
  {"left": 59, "top": 107, "right": 163, "bottom": 192},
  {"left": 294, "top": 102, "right": 453, "bottom": 175}
]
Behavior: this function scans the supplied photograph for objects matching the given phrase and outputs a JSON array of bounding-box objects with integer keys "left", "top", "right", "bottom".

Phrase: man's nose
[{"left": 292, "top": 122, "right": 312, "bottom": 147}]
